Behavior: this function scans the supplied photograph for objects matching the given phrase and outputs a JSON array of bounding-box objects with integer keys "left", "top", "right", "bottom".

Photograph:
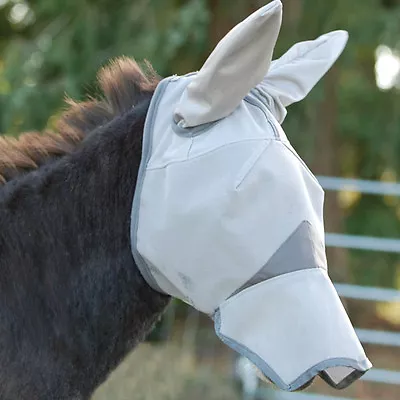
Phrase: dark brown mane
[{"left": 0, "top": 57, "right": 160, "bottom": 185}]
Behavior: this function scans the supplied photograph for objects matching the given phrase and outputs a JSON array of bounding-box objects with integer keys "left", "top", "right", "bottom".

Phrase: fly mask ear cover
[{"left": 130, "top": 0, "right": 372, "bottom": 392}]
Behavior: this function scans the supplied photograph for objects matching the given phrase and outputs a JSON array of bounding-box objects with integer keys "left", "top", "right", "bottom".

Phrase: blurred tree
[
  {"left": 0, "top": 0, "right": 400, "bottom": 300},
  {"left": 0, "top": 0, "right": 211, "bottom": 133},
  {"left": 381, "top": 0, "right": 399, "bottom": 9}
]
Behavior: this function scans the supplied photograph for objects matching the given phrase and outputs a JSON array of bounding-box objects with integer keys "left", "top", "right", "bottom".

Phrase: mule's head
[{"left": 129, "top": 0, "right": 371, "bottom": 392}]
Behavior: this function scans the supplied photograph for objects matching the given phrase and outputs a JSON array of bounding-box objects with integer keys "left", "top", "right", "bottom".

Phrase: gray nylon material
[
  {"left": 130, "top": 77, "right": 371, "bottom": 393},
  {"left": 232, "top": 221, "right": 327, "bottom": 297},
  {"left": 130, "top": 76, "right": 285, "bottom": 296},
  {"left": 132, "top": 81, "right": 327, "bottom": 309},
  {"left": 213, "top": 310, "right": 370, "bottom": 391}
]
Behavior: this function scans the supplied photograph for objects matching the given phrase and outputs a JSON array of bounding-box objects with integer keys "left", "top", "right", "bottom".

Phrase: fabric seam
[
  {"left": 220, "top": 268, "right": 328, "bottom": 309},
  {"left": 130, "top": 78, "right": 172, "bottom": 294},
  {"left": 147, "top": 138, "right": 275, "bottom": 171},
  {"left": 234, "top": 140, "right": 272, "bottom": 189}
]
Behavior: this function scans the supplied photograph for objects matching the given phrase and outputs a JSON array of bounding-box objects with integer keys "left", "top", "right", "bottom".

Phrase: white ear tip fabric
[
  {"left": 325, "top": 29, "right": 349, "bottom": 40},
  {"left": 173, "top": 0, "right": 283, "bottom": 128},
  {"left": 260, "top": 0, "right": 282, "bottom": 15},
  {"left": 314, "top": 30, "right": 349, "bottom": 60}
]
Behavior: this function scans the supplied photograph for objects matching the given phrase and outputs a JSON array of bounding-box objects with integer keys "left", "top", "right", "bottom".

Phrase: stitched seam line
[
  {"left": 234, "top": 140, "right": 272, "bottom": 189},
  {"left": 147, "top": 138, "right": 276, "bottom": 171},
  {"left": 220, "top": 268, "right": 328, "bottom": 310}
]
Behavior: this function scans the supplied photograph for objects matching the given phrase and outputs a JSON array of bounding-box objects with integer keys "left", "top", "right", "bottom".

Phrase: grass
[{"left": 92, "top": 343, "right": 241, "bottom": 400}]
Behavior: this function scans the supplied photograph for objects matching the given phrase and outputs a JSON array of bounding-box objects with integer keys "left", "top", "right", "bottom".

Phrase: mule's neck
[{"left": 0, "top": 97, "right": 170, "bottom": 399}]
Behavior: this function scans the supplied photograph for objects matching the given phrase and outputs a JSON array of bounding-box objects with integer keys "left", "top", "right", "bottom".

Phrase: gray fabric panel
[
  {"left": 213, "top": 310, "right": 370, "bottom": 392},
  {"left": 232, "top": 221, "right": 327, "bottom": 297}
]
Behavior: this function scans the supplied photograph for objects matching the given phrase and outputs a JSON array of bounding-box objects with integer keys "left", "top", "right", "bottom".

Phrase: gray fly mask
[{"left": 130, "top": 0, "right": 372, "bottom": 392}]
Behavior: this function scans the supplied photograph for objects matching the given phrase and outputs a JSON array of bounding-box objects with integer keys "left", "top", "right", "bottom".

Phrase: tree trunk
[
  {"left": 207, "top": 0, "right": 257, "bottom": 49},
  {"left": 312, "top": 66, "right": 349, "bottom": 284}
]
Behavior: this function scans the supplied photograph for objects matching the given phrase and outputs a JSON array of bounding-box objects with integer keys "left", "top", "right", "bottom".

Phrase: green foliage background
[{"left": 1, "top": 0, "right": 400, "bottom": 295}]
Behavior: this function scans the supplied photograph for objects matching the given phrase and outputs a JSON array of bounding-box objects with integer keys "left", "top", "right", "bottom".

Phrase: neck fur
[{"left": 0, "top": 96, "right": 170, "bottom": 399}]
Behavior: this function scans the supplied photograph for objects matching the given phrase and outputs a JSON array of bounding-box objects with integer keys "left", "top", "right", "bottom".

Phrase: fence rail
[
  {"left": 335, "top": 283, "right": 400, "bottom": 302},
  {"left": 240, "top": 176, "right": 400, "bottom": 400},
  {"left": 326, "top": 233, "right": 400, "bottom": 253},
  {"left": 317, "top": 175, "right": 400, "bottom": 196},
  {"left": 355, "top": 328, "right": 400, "bottom": 347},
  {"left": 360, "top": 368, "right": 400, "bottom": 385}
]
